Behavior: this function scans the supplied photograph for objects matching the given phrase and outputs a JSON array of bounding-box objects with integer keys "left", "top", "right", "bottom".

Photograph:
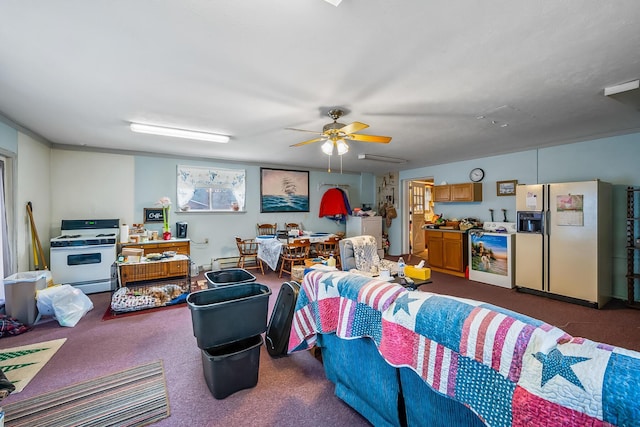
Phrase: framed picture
[
  {"left": 143, "top": 208, "right": 165, "bottom": 223},
  {"left": 496, "top": 180, "right": 518, "bottom": 197},
  {"left": 260, "top": 168, "right": 309, "bottom": 213}
]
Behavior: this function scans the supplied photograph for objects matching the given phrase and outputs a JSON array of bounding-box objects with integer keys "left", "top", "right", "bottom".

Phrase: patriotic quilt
[{"left": 288, "top": 270, "right": 640, "bottom": 427}]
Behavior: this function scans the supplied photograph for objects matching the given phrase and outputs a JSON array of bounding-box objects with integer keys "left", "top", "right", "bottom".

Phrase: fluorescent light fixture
[
  {"left": 358, "top": 153, "right": 408, "bottom": 164},
  {"left": 323, "top": 0, "right": 343, "bottom": 6},
  {"left": 604, "top": 79, "right": 639, "bottom": 96},
  {"left": 130, "top": 123, "right": 230, "bottom": 143}
]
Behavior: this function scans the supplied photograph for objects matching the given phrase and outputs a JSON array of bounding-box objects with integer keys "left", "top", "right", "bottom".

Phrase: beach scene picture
[
  {"left": 470, "top": 234, "right": 509, "bottom": 276},
  {"left": 260, "top": 168, "right": 309, "bottom": 212}
]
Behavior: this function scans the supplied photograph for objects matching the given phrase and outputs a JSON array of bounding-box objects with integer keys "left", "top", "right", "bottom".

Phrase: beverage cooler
[{"left": 468, "top": 222, "right": 516, "bottom": 288}]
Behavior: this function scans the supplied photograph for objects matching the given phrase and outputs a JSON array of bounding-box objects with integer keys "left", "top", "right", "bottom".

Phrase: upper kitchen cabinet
[{"left": 433, "top": 183, "right": 482, "bottom": 202}]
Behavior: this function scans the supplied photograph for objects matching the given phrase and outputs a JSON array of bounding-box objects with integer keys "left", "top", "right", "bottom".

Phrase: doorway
[{"left": 407, "top": 178, "right": 434, "bottom": 262}]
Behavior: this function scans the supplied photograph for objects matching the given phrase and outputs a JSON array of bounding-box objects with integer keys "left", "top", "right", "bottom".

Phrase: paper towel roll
[{"left": 120, "top": 224, "right": 129, "bottom": 243}]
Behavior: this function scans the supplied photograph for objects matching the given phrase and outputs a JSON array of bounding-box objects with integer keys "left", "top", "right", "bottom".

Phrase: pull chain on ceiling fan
[{"left": 287, "top": 108, "right": 392, "bottom": 172}]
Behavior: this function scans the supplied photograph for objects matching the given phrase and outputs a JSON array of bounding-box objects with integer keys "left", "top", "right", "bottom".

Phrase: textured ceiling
[{"left": 1, "top": 1, "right": 639, "bottom": 174}]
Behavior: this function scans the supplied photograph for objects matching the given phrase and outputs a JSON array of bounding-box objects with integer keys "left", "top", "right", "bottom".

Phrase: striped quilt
[{"left": 288, "top": 270, "right": 640, "bottom": 427}]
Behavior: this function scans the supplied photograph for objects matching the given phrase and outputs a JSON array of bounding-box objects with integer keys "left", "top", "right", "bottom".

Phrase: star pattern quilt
[{"left": 288, "top": 270, "right": 640, "bottom": 427}]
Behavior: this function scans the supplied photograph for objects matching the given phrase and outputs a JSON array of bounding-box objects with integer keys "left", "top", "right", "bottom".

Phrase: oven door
[{"left": 50, "top": 244, "right": 115, "bottom": 286}]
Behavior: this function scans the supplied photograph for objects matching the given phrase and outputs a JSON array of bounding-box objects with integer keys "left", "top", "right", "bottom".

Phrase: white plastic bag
[
  {"left": 37, "top": 285, "right": 93, "bottom": 327},
  {"left": 36, "top": 285, "right": 60, "bottom": 316}
]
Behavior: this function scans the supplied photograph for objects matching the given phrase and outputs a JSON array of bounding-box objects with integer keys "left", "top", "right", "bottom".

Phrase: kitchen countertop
[
  {"left": 120, "top": 238, "right": 190, "bottom": 245},
  {"left": 423, "top": 227, "right": 468, "bottom": 233}
]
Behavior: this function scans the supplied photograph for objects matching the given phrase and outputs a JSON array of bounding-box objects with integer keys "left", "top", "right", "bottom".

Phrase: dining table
[{"left": 255, "top": 232, "right": 336, "bottom": 271}]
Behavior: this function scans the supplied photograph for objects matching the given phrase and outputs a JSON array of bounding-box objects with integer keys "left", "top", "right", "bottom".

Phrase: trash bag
[
  {"left": 36, "top": 285, "right": 60, "bottom": 317},
  {"left": 38, "top": 285, "right": 93, "bottom": 327}
]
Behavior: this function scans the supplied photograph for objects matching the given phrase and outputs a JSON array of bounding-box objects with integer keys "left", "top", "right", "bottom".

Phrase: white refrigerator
[{"left": 515, "top": 180, "right": 612, "bottom": 308}]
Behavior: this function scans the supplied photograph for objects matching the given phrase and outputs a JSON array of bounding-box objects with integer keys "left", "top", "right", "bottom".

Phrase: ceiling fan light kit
[
  {"left": 289, "top": 108, "right": 391, "bottom": 154},
  {"left": 130, "top": 123, "right": 230, "bottom": 143}
]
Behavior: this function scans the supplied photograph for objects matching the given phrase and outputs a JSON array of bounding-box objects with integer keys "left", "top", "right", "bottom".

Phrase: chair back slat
[{"left": 257, "top": 223, "right": 277, "bottom": 235}]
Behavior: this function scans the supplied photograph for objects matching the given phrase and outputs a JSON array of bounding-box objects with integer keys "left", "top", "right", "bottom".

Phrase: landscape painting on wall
[{"left": 260, "top": 168, "right": 309, "bottom": 213}]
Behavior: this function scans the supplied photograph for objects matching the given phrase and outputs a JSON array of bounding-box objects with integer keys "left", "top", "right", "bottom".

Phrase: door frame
[{"left": 401, "top": 176, "right": 434, "bottom": 256}]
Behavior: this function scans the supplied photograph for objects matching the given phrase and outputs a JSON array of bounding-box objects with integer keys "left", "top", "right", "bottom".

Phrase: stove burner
[
  {"left": 58, "top": 234, "right": 81, "bottom": 239},
  {"left": 96, "top": 233, "right": 115, "bottom": 237}
]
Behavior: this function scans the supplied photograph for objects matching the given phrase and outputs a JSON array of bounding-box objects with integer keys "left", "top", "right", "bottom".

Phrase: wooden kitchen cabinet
[
  {"left": 425, "top": 230, "right": 468, "bottom": 277},
  {"left": 433, "top": 183, "right": 482, "bottom": 202},
  {"left": 433, "top": 185, "right": 451, "bottom": 202},
  {"left": 119, "top": 239, "right": 190, "bottom": 256}
]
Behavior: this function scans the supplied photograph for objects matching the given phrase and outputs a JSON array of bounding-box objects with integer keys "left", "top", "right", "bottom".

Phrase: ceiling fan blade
[
  {"left": 285, "top": 127, "right": 324, "bottom": 135},
  {"left": 290, "top": 137, "right": 326, "bottom": 147},
  {"left": 346, "top": 134, "right": 392, "bottom": 143},
  {"left": 339, "top": 121, "right": 369, "bottom": 135}
]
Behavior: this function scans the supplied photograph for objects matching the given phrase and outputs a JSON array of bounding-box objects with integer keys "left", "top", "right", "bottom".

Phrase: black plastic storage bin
[
  {"left": 187, "top": 283, "right": 272, "bottom": 348},
  {"left": 205, "top": 268, "right": 256, "bottom": 288},
  {"left": 201, "top": 334, "right": 263, "bottom": 399}
]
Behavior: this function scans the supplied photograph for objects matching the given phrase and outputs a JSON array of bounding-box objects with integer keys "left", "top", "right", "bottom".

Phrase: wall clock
[{"left": 469, "top": 168, "right": 485, "bottom": 182}]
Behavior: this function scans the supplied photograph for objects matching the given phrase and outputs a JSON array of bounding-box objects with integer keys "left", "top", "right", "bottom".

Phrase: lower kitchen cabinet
[{"left": 425, "top": 230, "right": 468, "bottom": 277}]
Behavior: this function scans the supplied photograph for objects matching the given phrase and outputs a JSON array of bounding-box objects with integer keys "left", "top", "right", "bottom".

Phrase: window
[{"left": 177, "top": 165, "right": 246, "bottom": 212}]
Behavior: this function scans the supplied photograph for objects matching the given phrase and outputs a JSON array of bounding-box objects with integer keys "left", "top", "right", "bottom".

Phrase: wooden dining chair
[
  {"left": 315, "top": 236, "right": 341, "bottom": 269},
  {"left": 236, "top": 237, "right": 264, "bottom": 275},
  {"left": 279, "top": 238, "right": 310, "bottom": 278},
  {"left": 257, "top": 223, "right": 277, "bottom": 236},
  {"left": 285, "top": 223, "right": 300, "bottom": 232}
]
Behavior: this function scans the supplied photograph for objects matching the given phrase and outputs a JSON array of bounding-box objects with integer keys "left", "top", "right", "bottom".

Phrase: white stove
[{"left": 50, "top": 219, "right": 120, "bottom": 294}]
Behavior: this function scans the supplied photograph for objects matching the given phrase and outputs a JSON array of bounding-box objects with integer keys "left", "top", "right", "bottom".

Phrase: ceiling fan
[{"left": 287, "top": 108, "right": 392, "bottom": 156}]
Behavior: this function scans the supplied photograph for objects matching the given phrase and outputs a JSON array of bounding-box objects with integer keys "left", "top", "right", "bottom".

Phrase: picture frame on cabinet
[{"left": 496, "top": 180, "right": 518, "bottom": 196}]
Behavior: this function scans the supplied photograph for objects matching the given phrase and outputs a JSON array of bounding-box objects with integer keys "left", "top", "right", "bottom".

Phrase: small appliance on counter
[{"left": 176, "top": 222, "right": 188, "bottom": 238}]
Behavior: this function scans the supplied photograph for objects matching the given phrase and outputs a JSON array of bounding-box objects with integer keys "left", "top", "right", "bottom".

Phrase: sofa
[{"left": 288, "top": 270, "right": 640, "bottom": 427}]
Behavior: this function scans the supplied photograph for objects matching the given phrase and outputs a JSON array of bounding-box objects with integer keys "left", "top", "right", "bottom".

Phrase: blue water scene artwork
[
  {"left": 261, "top": 168, "right": 309, "bottom": 212},
  {"left": 261, "top": 194, "right": 309, "bottom": 212}
]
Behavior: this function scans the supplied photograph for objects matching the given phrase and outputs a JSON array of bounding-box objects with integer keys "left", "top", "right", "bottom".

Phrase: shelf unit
[{"left": 626, "top": 186, "right": 640, "bottom": 309}]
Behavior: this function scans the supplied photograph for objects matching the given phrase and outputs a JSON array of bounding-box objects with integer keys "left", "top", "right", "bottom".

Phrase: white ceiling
[{"left": 1, "top": 1, "right": 639, "bottom": 174}]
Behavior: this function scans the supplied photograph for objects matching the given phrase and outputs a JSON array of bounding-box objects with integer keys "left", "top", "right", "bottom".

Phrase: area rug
[
  {"left": 0, "top": 338, "right": 66, "bottom": 393},
  {"left": 2, "top": 359, "right": 169, "bottom": 427}
]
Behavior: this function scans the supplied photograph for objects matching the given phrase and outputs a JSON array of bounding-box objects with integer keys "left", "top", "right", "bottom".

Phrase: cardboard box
[
  {"left": 122, "top": 248, "right": 144, "bottom": 263},
  {"left": 404, "top": 265, "right": 431, "bottom": 281}
]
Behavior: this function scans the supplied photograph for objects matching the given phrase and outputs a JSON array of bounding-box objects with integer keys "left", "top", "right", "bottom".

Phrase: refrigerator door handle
[{"left": 544, "top": 210, "right": 549, "bottom": 236}]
